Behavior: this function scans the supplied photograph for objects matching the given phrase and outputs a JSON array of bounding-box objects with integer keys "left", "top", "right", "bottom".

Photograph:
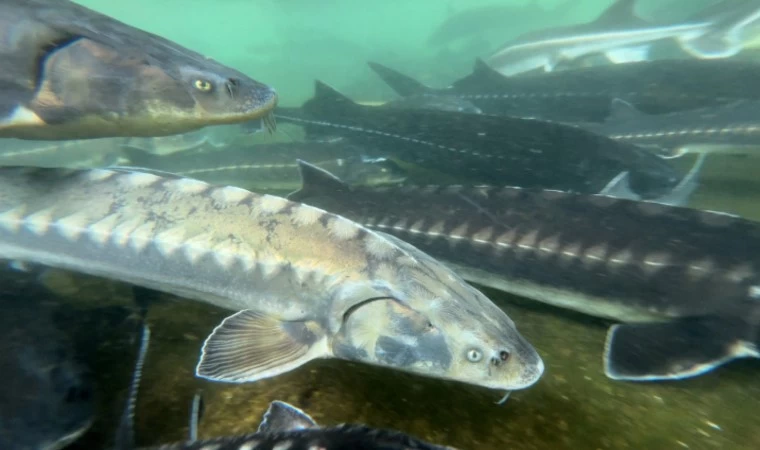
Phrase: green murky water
[{"left": 5, "top": 1, "right": 760, "bottom": 448}]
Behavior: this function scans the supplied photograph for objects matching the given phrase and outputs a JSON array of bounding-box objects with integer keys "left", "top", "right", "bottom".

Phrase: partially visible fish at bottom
[
  {"left": 112, "top": 320, "right": 458, "bottom": 450},
  {"left": 0, "top": 267, "right": 94, "bottom": 450}
]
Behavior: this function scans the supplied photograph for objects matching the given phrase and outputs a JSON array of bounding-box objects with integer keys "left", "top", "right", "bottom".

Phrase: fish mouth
[{"left": 244, "top": 89, "right": 279, "bottom": 120}]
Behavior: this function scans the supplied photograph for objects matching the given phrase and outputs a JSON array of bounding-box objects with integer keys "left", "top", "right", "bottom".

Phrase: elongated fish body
[
  {"left": 120, "top": 141, "right": 408, "bottom": 193},
  {"left": 0, "top": 166, "right": 542, "bottom": 394},
  {"left": 367, "top": 58, "right": 760, "bottom": 124},
  {"left": 485, "top": 0, "right": 760, "bottom": 77},
  {"left": 0, "top": 137, "right": 125, "bottom": 167},
  {"left": 276, "top": 81, "right": 680, "bottom": 200},
  {"left": 0, "top": 0, "right": 277, "bottom": 140},
  {"left": 0, "top": 268, "right": 94, "bottom": 450},
  {"left": 289, "top": 161, "right": 760, "bottom": 381},
  {"left": 582, "top": 98, "right": 760, "bottom": 158}
]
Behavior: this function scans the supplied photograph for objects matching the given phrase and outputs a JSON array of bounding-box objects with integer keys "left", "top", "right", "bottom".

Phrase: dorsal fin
[
  {"left": 593, "top": 0, "right": 641, "bottom": 26},
  {"left": 287, "top": 159, "right": 350, "bottom": 202},
  {"left": 257, "top": 400, "right": 318, "bottom": 433},
  {"left": 367, "top": 61, "right": 434, "bottom": 96},
  {"left": 310, "top": 80, "right": 363, "bottom": 110},
  {"left": 112, "top": 322, "right": 151, "bottom": 450},
  {"left": 472, "top": 58, "right": 502, "bottom": 78},
  {"left": 607, "top": 98, "right": 643, "bottom": 122}
]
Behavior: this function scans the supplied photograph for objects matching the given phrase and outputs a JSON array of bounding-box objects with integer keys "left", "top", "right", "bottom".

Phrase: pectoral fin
[
  {"left": 604, "top": 316, "right": 760, "bottom": 381},
  {"left": 195, "top": 310, "right": 328, "bottom": 383}
]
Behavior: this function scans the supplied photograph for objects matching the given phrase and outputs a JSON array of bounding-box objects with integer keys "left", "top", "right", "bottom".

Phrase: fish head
[
  {"left": 169, "top": 63, "right": 278, "bottom": 129},
  {"left": 331, "top": 232, "right": 544, "bottom": 392},
  {"left": 17, "top": 36, "right": 278, "bottom": 140}
]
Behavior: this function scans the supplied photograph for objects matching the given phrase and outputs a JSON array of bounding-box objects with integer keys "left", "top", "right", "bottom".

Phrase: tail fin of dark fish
[
  {"left": 257, "top": 400, "right": 319, "bottom": 433},
  {"left": 603, "top": 314, "right": 760, "bottom": 381},
  {"left": 366, "top": 61, "right": 435, "bottom": 97},
  {"left": 112, "top": 321, "right": 151, "bottom": 450},
  {"left": 288, "top": 159, "right": 351, "bottom": 202}
]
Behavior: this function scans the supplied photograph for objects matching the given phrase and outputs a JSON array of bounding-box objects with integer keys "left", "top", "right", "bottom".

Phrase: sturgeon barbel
[{"left": 0, "top": 166, "right": 543, "bottom": 395}]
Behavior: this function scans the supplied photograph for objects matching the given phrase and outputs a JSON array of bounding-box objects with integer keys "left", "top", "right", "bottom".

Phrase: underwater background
[{"left": 3, "top": 1, "right": 760, "bottom": 449}]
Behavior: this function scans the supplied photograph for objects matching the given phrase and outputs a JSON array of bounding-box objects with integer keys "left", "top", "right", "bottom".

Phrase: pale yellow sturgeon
[{"left": 0, "top": 166, "right": 543, "bottom": 394}]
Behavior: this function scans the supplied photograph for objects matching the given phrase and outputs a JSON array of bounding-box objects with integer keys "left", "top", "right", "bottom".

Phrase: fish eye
[
  {"left": 193, "top": 79, "right": 213, "bottom": 92},
  {"left": 466, "top": 349, "right": 483, "bottom": 363},
  {"left": 499, "top": 350, "right": 510, "bottom": 362}
]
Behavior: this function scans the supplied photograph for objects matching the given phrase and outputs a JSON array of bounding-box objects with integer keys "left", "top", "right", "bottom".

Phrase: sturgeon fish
[
  {"left": 120, "top": 141, "right": 408, "bottom": 194},
  {"left": 0, "top": 0, "right": 277, "bottom": 140},
  {"left": 136, "top": 401, "right": 459, "bottom": 450},
  {"left": 0, "top": 137, "right": 124, "bottom": 168},
  {"left": 109, "top": 321, "right": 457, "bottom": 450},
  {"left": 366, "top": 57, "right": 760, "bottom": 124},
  {"left": 0, "top": 166, "right": 543, "bottom": 397},
  {"left": 275, "top": 80, "right": 680, "bottom": 200},
  {"left": 582, "top": 98, "right": 760, "bottom": 158},
  {"left": 288, "top": 160, "right": 760, "bottom": 381},
  {"left": 0, "top": 267, "right": 94, "bottom": 450},
  {"left": 485, "top": 0, "right": 760, "bottom": 77}
]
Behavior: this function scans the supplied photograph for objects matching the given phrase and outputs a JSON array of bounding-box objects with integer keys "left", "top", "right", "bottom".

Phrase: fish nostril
[{"left": 225, "top": 78, "right": 240, "bottom": 98}]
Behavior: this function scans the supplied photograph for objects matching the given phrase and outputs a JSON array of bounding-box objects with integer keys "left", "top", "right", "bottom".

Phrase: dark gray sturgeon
[
  {"left": 289, "top": 160, "right": 760, "bottom": 381},
  {"left": 120, "top": 141, "right": 408, "bottom": 193},
  {"left": 581, "top": 98, "right": 760, "bottom": 158},
  {"left": 275, "top": 81, "right": 680, "bottom": 200},
  {"left": 0, "top": 165, "right": 542, "bottom": 396},
  {"left": 0, "top": 268, "right": 94, "bottom": 450},
  {"left": 366, "top": 57, "right": 760, "bottom": 124}
]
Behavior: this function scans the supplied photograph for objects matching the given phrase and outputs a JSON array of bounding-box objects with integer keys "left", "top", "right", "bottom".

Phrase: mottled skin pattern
[
  {"left": 289, "top": 162, "right": 760, "bottom": 324},
  {"left": 367, "top": 58, "right": 760, "bottom": 123},
  {"left": 0, "top": 166, "right": 542, "bottom": 392},
  {"left": 0, "top": 0, "right": 277, "bottom": 139}
]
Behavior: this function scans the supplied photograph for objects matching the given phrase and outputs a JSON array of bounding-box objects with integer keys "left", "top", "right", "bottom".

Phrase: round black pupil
[{"left": 500, "top": 351, "right": 510, "bottom": 361}]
